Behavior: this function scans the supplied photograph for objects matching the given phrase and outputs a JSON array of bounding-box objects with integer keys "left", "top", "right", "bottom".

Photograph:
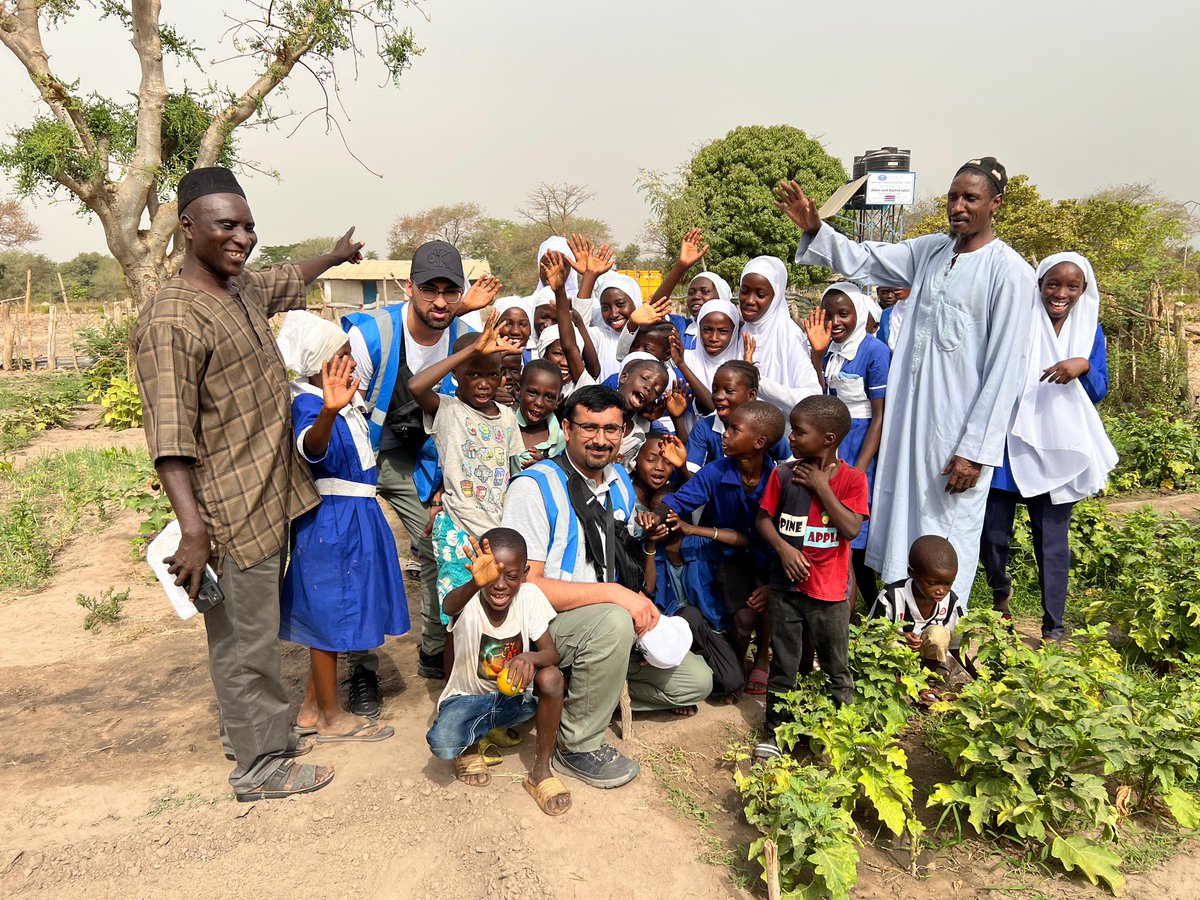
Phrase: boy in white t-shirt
[
  {"left": 867, "top": 535, "right": 965, "bottom": 693},
  {"left": 425, "top": 528, "right": 571, "bottom": 817}
]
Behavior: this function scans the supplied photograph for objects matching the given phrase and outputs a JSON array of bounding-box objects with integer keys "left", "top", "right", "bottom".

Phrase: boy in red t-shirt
[{"left": 752, "top": 395, "right": 869, "bottom": 761}]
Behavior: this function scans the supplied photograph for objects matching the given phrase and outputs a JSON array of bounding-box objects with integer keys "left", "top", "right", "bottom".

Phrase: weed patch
[
  {"left": 0, "top": 373, "right": 88, "bottom": 453},
  {"left": 77, "top": 585, "right": 129, "bottom": 630}
]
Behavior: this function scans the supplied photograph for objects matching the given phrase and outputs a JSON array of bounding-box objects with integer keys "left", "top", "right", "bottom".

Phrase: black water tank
[
  {"left": 852, "top": 155, "right": 866, "bottom": 180},
  {"left": 861, "top": 146, "right": 911, "bottom": 173}
]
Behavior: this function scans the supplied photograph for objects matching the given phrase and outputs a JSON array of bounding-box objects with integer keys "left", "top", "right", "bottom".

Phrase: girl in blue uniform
[
  {"left": 278, "top": 312, "right": 409, "bottom": 743},
  {"left": 981, "top": 252, "right": 1116, "bottom": 641},
  {"left": 803, "top": 283, "right": 891, "bottom": 607}
]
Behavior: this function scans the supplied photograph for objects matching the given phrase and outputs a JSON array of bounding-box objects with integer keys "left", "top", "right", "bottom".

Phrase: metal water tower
[{"left": 838, "top": 146, "right": 915, "bottom": 244}]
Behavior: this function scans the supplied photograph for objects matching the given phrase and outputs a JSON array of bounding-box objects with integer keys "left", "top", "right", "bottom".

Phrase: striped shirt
[{"left": 134, "top": 265, "right": 319, "bottom": 570}]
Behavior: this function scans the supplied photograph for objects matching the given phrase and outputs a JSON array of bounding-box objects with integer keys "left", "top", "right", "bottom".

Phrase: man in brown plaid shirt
[{"left": 135, "top": 167, "right": 365, "bottom": 801}]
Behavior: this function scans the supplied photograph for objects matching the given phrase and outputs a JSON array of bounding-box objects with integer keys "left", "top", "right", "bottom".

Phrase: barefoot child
[
  {"left": 754, "top": 395, "right": 869, "bottom": 762},
  {"left": 511, "top": 359, "right": 566, "bottom": 473},
  {"left": 802, "top": 283, "right": 891, "bottom": 608},
  {"left": 427, "top": 529, "right": 571, "bottom": 816},
  {"left": 278, "top": 312, "right": 407, "bottom": 743},
  {"left": 408, "top": 309, "right": 527, "bottom": 623}
]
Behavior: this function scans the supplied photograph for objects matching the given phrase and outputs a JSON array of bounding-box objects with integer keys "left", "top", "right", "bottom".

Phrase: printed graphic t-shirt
[
  {"left": 759, "top": 460, "right": 870, "bottom": 601},
  {"left": 438, "top": 582, "right": 556, "bottom": 706},
  {"left": 426, "top": 394, "right": 527, "bottom": 539}
]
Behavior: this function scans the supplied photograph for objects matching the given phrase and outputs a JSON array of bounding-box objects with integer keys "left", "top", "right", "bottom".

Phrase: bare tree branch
[{"left": 517, "top": 182, "right": 595, "bottom": 234}]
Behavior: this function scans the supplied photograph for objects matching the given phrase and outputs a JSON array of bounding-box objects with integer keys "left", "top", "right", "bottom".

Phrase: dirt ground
[{"left": 2, "top": 414, "right": 1199, "bottom": 899}]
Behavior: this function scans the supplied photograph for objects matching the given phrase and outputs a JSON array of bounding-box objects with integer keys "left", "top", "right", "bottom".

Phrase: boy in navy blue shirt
[
  {"left": 686, "top": 361, "right": 791, "bottom": 473},
  {"left": 650, "top": 400, "right": 787, "bottom": 696}
]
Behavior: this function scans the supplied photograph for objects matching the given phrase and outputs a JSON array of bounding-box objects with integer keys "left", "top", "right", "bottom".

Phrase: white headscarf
[
  {"left": 536, "top": 236, "right": 578, "bottom": 300},
  {"left": 494, "top": 295, "right": 535, "bottom": 349},
  {"left": 864, "top": 296, "right": 883, "bottom": 331},
  {"left": 823, "top": 282, "right": 870, "bottom": 381},
  {"left": 683, "top": 299, "right": 740, "bottom": 393},
  {"left": 536, "top": 322, "right": 586, "bottom": 357},
  {"left": 620, "top": 350, "right": 675, "bottom": 391},
  {"left": 738, "top": 256, "right": 816, "bottom": 386},
  {"left": 276, "top": 311, "right": 373, "bottom": 470},
  {"left": 688, "top": 271, "right": 733, "bottom": 305},
  {"left": 589, "top": 271, "right": 644, "bottom": 380},
  {"left": 1008, "top": 252, "right": 1117, "bottom": 503}
]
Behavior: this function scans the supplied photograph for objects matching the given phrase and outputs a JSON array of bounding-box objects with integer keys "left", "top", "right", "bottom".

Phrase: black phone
[{"left": 193, "top": 566, "right": 225, "bottom": 613}]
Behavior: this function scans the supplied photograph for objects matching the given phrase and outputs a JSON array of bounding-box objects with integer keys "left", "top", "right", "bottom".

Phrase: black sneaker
[
  {"left": 417, "top": 647, "right": 445, "bottom": 680},
  {"left": 345, "top": 665, "right": 381, "bottom": 718},
  {"left": 552, "top": 743, "right": 640, "bottom": 789}
]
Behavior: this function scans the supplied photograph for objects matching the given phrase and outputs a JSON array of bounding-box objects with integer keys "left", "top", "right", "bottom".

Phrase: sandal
[
  {"left": 316, "top": 722, "right": 394, "bottom": 743},
  {"left": 236, "top": 761, "right": 334, "bottom": 802},
  {"left": 745, "top": 668, "right": 769, "bottom": 695},
  {"left": 479, "top": 741, "right": 504, "bottom": 767},
  {"left": 225, "top": 731, "right": 314, "bottom": 762},
  {"left": 523, "top": 775, "right": 572, "bottom": 817},
  {"left": 454, "top": 750, "right": 491, "bottom": 786},
  {"left": 485, "top": 726, "right": 523, "bottom": 748}
]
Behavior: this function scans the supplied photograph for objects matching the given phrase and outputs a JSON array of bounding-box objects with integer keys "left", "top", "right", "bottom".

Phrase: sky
[{"left": 1, "top": 0, "right": 1197, "bottom": 262}]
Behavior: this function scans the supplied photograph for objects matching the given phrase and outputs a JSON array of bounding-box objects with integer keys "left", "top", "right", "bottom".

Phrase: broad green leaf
[
  {"left": 1051, "top": 835, "right": 1125, "bottom": 896},
  {"left": 807, "top": 842, "right": 859, "bottom": 900},
  {"left": 1161, "top": 786, "right": 1200, "bottom": 829},
  {"left": 858, "top": 769, "right": 906, "bottom": 836}
]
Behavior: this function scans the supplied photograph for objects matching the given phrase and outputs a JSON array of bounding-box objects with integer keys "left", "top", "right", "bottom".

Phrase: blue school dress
[
  {"left": 823, "top": 334, "right": 891, "bottom": 550},
  {"left": 670, "top": 314, "right": 697, "bottom": 350},
  {"left": 281, "top": 388, "right": 410, "bottom": 652}
]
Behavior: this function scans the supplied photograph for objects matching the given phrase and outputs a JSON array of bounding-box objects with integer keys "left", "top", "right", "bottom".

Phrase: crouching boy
[
  {"left": 867, "top": 535, "right": 968, "bottom": 701},
  {"left": 425, "top": 528, "right": 571, "bottom": 816}
]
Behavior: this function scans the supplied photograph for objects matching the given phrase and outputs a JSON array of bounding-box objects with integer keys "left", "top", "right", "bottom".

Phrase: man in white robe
[{"left": 776, "top": 158, "right": 1036, "bottom": 603}]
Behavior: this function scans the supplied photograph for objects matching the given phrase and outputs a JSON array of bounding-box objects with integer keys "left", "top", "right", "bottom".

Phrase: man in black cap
[
  {"left": 134, "top": 166, "right": 365, "bottom": 800},
  {"left": 341, "top": 241, "right": 500, "bottom": 707}
]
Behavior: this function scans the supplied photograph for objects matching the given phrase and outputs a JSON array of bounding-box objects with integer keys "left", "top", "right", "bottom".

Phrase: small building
[{"left": 318, "top": 259, "right": 492, "bottom": 309}]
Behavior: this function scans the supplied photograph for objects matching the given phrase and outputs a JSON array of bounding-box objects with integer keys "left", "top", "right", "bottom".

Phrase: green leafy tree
[
  {"left": 0, "top": 1, "right": 421, "bottom": 307},
  {"left": 0, "top": 249, "right": 56, "bottom": 302},
  {"left": 462, "top": 215, "right": 612, "bottom": 295},
  {"left": 253, "top": 236, "right": 340, "bottom": 268},
  {"left": 640, "top": 125, "right": 847, "bottom": 289},
  {"left": 386, "top": 202, "right": 483, "bottom": 259}
]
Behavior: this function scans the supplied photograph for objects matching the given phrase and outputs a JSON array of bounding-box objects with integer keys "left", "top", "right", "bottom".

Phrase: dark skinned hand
[
  {"left": 1040, "top": 357, "right": 1090, "bottom": 384},
  {"left": 773, "top": 180, "right": 823, "bottom": 236},
  {"left": 166, "top": 528, "right": 214, "bottom": 602},
  {"left": 502, "top": 652, "right": 537, "bottom": 693},
  {"left": 941, "top": 456, "right": 983, "bottom": 493},
  {"left": 332, "top": 226, "right": 365, "bottom": 265},
  {"left": 747, "top": 584, "right": 771, "bottom": 612}
]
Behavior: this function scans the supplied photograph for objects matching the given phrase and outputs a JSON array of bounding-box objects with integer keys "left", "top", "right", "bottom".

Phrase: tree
[
  {"left": 254, "top": 236, "right": 342, "bottom": 268},
  {"left": 461, "top": 215, "right": 613, "bottom": 295},
  {"left": 617, "top": 242, "right": 643, "bottom": 269},
  {"left": 0, "top": 249, "right": 55, "bottom": 302},
  {"left": 517, "top": 183, "right": 596, "bottom": 235},
  {"left": 0, "top": 1, "right": 421, "bottom": 306},
  {"left": 386, "top": 202, "right": 483, "bottom": 259},
  {"left": 0, "top": 197, "right": 39, "bottom": 246},
  {"left": 639, "top": 125, "right": 847, "bottom": 289}
]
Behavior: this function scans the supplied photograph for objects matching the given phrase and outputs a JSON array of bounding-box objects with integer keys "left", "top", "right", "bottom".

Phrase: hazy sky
[{"left": 2, "top": 0, "right": 1197, "bottom": 261}]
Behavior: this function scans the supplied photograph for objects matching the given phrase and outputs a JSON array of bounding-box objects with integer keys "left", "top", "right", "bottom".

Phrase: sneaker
[
  {"left": 417, "top": 647, "right": 445, "bottom": 680},
  {"left": 553, "top": 743, "right": 640, "bottom": 789},
  {"left": 404, "top": 558, "right": 422, "bottom": 577},
  {"left": 345, "top": 665, "right": 381, "bottom": 718}
]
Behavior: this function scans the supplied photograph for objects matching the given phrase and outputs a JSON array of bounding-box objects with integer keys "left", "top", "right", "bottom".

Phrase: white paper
[{"left": 146, "top": 519, "right": 199, "bottom": 621}]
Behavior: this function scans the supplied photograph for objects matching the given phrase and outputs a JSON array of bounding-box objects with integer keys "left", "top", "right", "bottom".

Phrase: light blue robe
[{"left": 796, "top": 224, "right": 1036, "bottom": 602}]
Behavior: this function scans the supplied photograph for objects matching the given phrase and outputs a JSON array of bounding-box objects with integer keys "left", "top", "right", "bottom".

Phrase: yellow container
[{"left": 617, "top": 269, "right": 663, "bottom": 302}]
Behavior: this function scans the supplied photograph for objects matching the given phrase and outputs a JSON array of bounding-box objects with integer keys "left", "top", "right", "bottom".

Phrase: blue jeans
[{"left": 426, "top": 691, "right": 538, "bottom": 760}]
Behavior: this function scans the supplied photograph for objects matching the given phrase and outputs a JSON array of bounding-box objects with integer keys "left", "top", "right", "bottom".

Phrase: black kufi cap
[
  {"left": 177, "top": 166, "right": 246, "bottom": 217},
  {"left": 956, "top": 157, "right": 1008, "bottom": 195}
]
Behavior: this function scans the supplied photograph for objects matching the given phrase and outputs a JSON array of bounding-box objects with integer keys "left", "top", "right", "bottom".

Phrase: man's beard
[{"left": 413, "top": 302, "right": 452, "bottom": 331}]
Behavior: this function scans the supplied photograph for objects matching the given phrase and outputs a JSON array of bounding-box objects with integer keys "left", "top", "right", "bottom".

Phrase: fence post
[
  {"left": 1175, "top": 302, "right": 1190, "bottom": 406},
  {"left": 24, "top": 269, "right": 36, "bottom": 371},
  {"left": 57, "top": 272, "right": 80, "bottom": 370},
  {"left": 1, "top": 303, "right": 10, "bottom": 370},
  {"left": 46, "top": 305, "right": 57, "bottom": 371}
]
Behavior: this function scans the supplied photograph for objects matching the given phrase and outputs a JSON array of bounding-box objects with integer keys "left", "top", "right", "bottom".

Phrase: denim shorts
[{"left": 426, "top": 690, "right": 538, "bottom": 760}]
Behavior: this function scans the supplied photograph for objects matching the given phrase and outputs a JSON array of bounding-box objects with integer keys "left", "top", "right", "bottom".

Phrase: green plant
[
  {"left": 927, "top": 613, "right": 1200, "bottom": 895},
  {"left": 94, "top": 375, "right": 142, "bottom": 429},
  {"left": 74, "top": 317, "right": 134, "bottom": 397},
  {"left": 1104, "top": 409, "right": 1200, "bottom": 492},
  {"left": 77, "top": 585, "right": 129, "bottom": 630},
  {"left": 0, "top": 372, "right": 88, "bottom": 452}
]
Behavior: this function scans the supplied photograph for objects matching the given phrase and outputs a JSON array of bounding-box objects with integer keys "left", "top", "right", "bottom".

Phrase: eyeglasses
[
  {"left": 416, "top": 283, "right": 463, "bottom": 303},
  {"left": 568, "top": 421, "right": 625, "bottom": 438}
]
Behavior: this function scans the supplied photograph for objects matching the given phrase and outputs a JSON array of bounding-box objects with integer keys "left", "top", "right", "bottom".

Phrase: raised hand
[
  {"left": 630, "top": 295, "right": 671, "bottom": 328},
  {"left": 668, "top": 329, "right": 685, "bottom": 366},
  {"left": 321, "top": 355, "right": 361, "bottom": 413},
  {"left": 459, "top": 274, "right": 503, "bottom": 314},
  {"left": 774, "top": 180, "right": 822, "bottom": 236},
  {"left": 803, "top": 307, "right": 832, "bottom": 354},
  {"left": 464, "top": 536, "right": 501, "bottom": 587},
  {"left": 566, "top": 234, "right": 592, "bottom": 275},
  {"left": 743, "top": 333, "right": 757, "bottom": 363},
  {"left": 658, "top": 433, "right": 688, "bottom": 468},
  {"left": 540, "top": 249, "right": 569, "bottom": 292},
  {"left": 474, "top": 308, "right": 522, "bottom": 357},
  {"left": 678, "top": 228, "right": 709, "bottom": 269},
  {"left": 332, "top": 226, "right": 365, "bottom": 265},
  {"left": 665, "top": 385, "right": 690, "bottom": 418},
  {"left": 588, "top": 243, "right": 615, "bottom": 276}
]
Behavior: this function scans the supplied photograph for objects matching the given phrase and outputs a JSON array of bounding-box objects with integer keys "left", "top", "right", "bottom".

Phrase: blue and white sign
[{"left": 864, "top": 171, "right": 917, "bottom": 206}]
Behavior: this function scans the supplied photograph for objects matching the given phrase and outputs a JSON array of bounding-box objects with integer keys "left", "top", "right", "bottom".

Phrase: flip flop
[
  {"left": 485, "top": 726, "right": 523, "bottom": 748},
  {"left": 524, "top": 775, "right": 572, "bottom": 817},
  {"left": 745, "top": 668, "right": 769, "bottom": 695},
  {"left": 752, "top": 742, "right": 781, "bottom": 765},
  {"left": 316, "top": 722, "right": 394, "bottom": 743},
  {"left": 293, "top": 724, "right": 318, "bottom": 737}
]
